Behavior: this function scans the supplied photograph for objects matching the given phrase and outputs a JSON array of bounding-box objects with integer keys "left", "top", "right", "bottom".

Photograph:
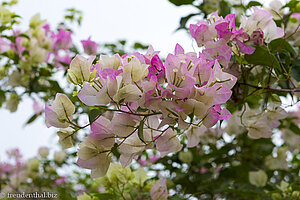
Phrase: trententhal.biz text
[{"left": 0, "top": 192, "right": 58, "bottom": 199}]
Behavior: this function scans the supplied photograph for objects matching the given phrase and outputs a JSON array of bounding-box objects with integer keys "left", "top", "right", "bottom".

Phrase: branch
[{"left": 238, "top": 82, "right": 300, "bottom": 93}]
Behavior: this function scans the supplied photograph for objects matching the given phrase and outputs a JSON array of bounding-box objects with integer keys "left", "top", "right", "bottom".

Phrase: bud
[
  {"left": 20, "top": 37, "right": 30, "bottom": 48},
  {"left": 8, "top": 71, "right": 29, "bottom": 87},
  {"left": 6, "top": 93, "right": 20, "bottom": 112},
  {"left": 67, "top": 55, "right": 95, "bottom": 84},
  {"left": 178, "top": 151, "right": 193, "bottom": 163},
  {"left": 107, "top": 163, "right": 133, "bottom": 184},
  {"left": 27, "top": 157, "right": 40, "bottom": 171},
  {"left": 291, "top": 191, "right": 300, "bottom": 200},
  {"left": 0, "top": 66, "right": 7, "bottom": 80},
  {"left": 29, "top": 13, "right": 46, "bottom": 29},
  {"left": 0, "top": 6, "right": 13, "bottom": 24},
  {"left": 249, "top": 170, "right": 268, "bottom": 187},
  {"left": 38, "top": 147, "right": 49, "bottom": 158},
  {"left": 54, "top": 150, "right": 67, "bottom": 163},
  {"left": 272, "top": 193, "right": 282, "bottom": 200},
  {"left": 77, "top": 192, "right": 94, "bottom": 200},
  {"left": 19, "top": 60, "right": 32, "bottom": 71},
  {"left": 30, "top": 47, "right": 48, "bottom": 66}
]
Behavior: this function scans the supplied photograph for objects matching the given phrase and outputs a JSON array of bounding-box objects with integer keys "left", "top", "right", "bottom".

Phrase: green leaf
[
  {"left": 244, "top": 46, "right": 280, "bottom": 69},
  {"left": 91, "top": 193, "right": 116, "bottom": 199},
  {"left": 283, "top": 0, "right": 299, "bottom": 12},
  {"left": 168, "top": 0, "right": 194, "bottom": 6},
  {"left": 246, "top": 1, "right": 263, "bottom": 9},
  {"left": 177, "top": 13, "right": 199, "bottom": 30},
  {"left": 218, "top": 0, "right": 231, "bottom": 17},
  {"left": 0, "top": 90, "right": 5, "bottom": 107},
  {"left": 133, "top": 42, "right": 148, "bottom": 50},
  {"left": 88, "top": 109, "right": 104, "bottom": 124},
  {"left": 269, "top": 38, "right": 296, "bottom": 56},
  {"left": 138, "top": 119, "right": 145, "bottom": 144},
  {"left": 25, "top": 114, "right": 38, "bottom": 125},
  {"left": 290, "top": 122, "right": 300, "bottom": 135},
  {"left": 291, "top": 58, "right": 300, "bottom": 81},
  {"left": 136, "top": 107, "right": 148, "bottom": 112}
]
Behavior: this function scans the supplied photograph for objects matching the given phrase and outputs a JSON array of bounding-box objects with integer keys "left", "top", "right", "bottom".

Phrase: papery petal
[{"left": 45, "top": 105, "right": 69, "bottom": 128}]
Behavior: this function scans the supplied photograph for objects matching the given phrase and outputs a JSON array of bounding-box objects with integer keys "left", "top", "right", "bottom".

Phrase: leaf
[
  {"left": 283, "top": 0, "right": 299, "bottom": 12},
  {"left": 291, "top": 58, "right": 300, "bottom": 81},
  {"left": 269, "top": 38, "right": 296, "bottom": 56},
  {"left": 246, "top": 1, "right": 263, "bottom": 9},
  {"left": 137, "top": 107, "right": 148, "bottom": 112},
  {"left": 0, "top": 90, "right": 5, "bottom": 107},
  {"left": 25, "top": 114, "right": 38, "bottom": 125},
  {"left": 177, "top": 13, "right": 199, "bottom": 30},
  {"left": 88, "top": 109, "right": 104, "bottom": 124},
  {"left": 290, "top": 122, "right": 300, "bottom": 135},
  {"left": 138, "top": 119, "right": 145, "bottom": 144},
  {"left": 91, "top": 193, "right": 116, "bottom": 199},
  {"left": 168, "top": 0, "right": 194, "bottom": 6},
  {"left": 244, "top": 46, "right": 280, "bottom": 69},
  {"left": 218, "top": 0, "right": 231, "bottom": 17},
  {"left": 133, "top": 42, "right": 148, "bottom": 50}
]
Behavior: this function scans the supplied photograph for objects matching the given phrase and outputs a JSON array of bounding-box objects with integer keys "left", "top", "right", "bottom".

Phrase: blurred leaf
[
  {"left": 290, "top": 122, "right": 300, "bottom": 135},
  {"left": 283, "top": 0, "right": 300, "bottom": 12},
  {"left": 177, "top": 13, "right": 199, "bottom": 30},
  {"left": 25, "top": 114, "right": 38, "bottom": 125},
  {"left": 291, "top": 58, "right": 300, "bottom": 81},
  {"left": 219, "top": 0, "right": 231, "bottom": 17},
  {"left": 0, "top": 90, "right": 6, "bottom": 107},
  {"left": 138, "top": 119, "right": 145, "bottom": 144},
  {"left": 246, "top": 1, "right": 263, "bottom": 9},
  {"left": 92, "top": 193, "right": 116, "bottom": 199},
  {"left": 133, "top": 42, "right": 148, "bottom": 50},
  {"left": 88, "top": 109, "right": 104, "bottom": 124},
  {"left": 168, "top": 0, "right": 194, "bottom": 6}
]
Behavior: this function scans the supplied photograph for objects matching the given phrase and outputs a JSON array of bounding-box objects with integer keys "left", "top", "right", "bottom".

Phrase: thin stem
[{"left": 238, "top": 82, "right": 300, "bottom": 93}]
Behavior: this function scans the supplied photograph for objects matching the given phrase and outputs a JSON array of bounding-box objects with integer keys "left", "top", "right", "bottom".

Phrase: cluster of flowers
[
  {"left": 0, "top": 7, "right": 97, "bottom": 112},
  {"left": 45, "top": 7, "right": 285, "bottom": 178},
  {"left": 0, "top": 148, "right": 68, "bottom": 195},
  {"left": 78, "top": 163, "right": 168, "bottom": 200},
  {"left": 190, "top": 6, "right": 284, "bottom": 60},
  {"left": 225, "top": 103, "right": 288, "bottom": 139}
]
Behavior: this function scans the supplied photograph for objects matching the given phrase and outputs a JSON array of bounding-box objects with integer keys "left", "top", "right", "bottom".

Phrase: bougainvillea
[
  {"left": 1, "top": 0, "right": 300, "bottom": 199},
  {"left": 44, "top": 6, "right": 290, "bottom": 179}
]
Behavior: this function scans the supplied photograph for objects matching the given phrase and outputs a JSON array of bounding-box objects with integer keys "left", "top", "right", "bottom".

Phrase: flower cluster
[
  {"left": 0, "top": 148, "right": 69, "bottom": 196},
  {"left": 190, "top": 7, "right": 284, "bottom": 63},
  {"left": 0, "top": 9, "right": 97, "bottom": 113},
  {"left": 45, "top": 7, "right": 286, "bottom": 178}
]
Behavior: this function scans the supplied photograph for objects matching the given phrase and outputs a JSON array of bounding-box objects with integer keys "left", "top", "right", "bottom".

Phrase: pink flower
[
  {"left": 81, "top": 37, "right": 98, "bottom": 55},
  {"left": 90, "top": 116, "right": 115, "bottom": 148},
  {"left": 203, "top": 105, "right": 232, "bottom": 128},
  {"left": 190, "top": 21, "right": 214, "bottom": 47},
  {"left": 6, "top": 148, "right": 22, "bottom": 160},
  {"left": 149, "top": 155, "right": 160, "bottom": 163},
  {"left": 33, "top": 101, "right": 43, "bottom": 115},
  {"left": 55, "top": 176, "right": 68, "bottom": 184},
  {"left": 203, "top": 43, "right": 232, "bottom": 68},
  {"left": 143, "top": 45, "right": 160, "bottom": 64},
  {"left": 150, "top": 178, "right": 168, "bottom": 200},
  {"left": 147, "top": 54, "right": 165, "bottom": 83},
  {"left": 0, "top": 37, "right": 10, "bottom": 53},
  {"left": 53, "top": 29, "right": 73, "bottom": 50},
  {"left": 45, "top": 104, "right": 69, "bottom": 128}
]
